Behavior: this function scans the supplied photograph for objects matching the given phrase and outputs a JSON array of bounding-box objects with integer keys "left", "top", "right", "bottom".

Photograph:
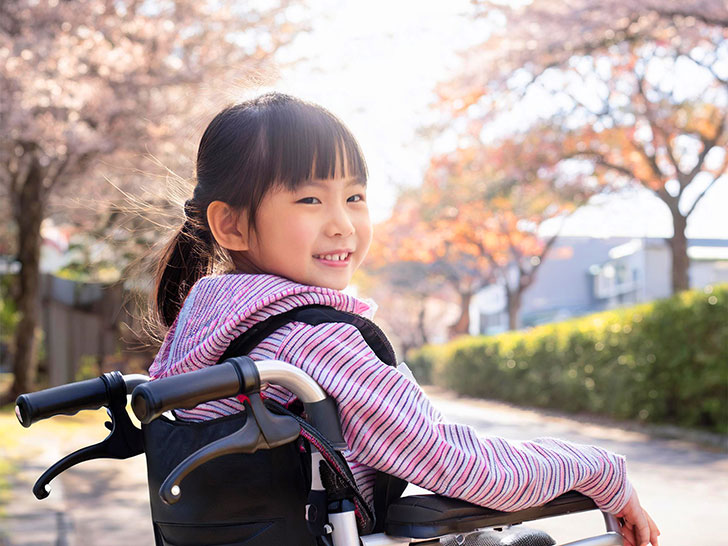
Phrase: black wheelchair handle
[
  {"left": 16, "top": 375, "right": 110, "bottom": 428},
  {"left": 15, "top": 373, "right": 149, "bottom": 429},
  {"left": 131, "top": 356, "right": 260, "bottom": 424},
  {"left": 15, "top": 372, "right": 147, "bottom": 499}
]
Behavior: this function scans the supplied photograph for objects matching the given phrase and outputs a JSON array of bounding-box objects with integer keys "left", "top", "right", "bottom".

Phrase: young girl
[{"left": 149, "top": 93, "right": 659, "bottom": 546}]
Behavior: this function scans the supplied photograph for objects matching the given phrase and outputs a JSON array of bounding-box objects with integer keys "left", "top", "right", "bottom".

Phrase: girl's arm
[{"left": 277, "top": 321, "right": 633, "bottom": 514}]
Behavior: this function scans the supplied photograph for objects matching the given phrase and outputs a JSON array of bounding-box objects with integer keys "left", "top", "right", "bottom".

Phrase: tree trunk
[
  {"left": 416, "top": 300, "right": 428, "bottom": 347},
  {"left": 4, "top": 158, "right": 45, "bottom": 403},
  {"left": 448, "top": 291, "right": 472, "bottom": 339},
  {"left": 507, "top": 288, "right": 521, "bottom": 331},
  {"left": 669, "top": 212, "right": 690, "bottom": 294}
]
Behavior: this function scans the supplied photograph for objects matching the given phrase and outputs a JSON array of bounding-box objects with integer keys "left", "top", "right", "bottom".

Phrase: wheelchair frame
[{"left": 16, "top": 357, "right": 624, "bottom": 546}]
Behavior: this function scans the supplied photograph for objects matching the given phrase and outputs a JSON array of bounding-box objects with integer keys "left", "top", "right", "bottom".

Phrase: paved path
[{"left": 2, "top": 389, "right": 726, "bottom": 545}]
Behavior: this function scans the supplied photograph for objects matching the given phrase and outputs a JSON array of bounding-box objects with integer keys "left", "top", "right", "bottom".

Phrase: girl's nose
[{"left": 326, "top": 206, "right": 355, "bottom": 238}]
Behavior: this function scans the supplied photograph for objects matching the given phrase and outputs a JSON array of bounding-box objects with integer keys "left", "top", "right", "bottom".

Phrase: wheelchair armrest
[{"left": 385, "top": 491, "right": 598, "bottom": 539}]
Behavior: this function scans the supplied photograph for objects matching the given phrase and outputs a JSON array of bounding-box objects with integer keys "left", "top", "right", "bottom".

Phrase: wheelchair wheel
[{"left": 440, "top": 526, "right": 555, "bottom": 546}]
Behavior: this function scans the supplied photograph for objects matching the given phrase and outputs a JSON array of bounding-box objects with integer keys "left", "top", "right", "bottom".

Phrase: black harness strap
[{"left": 218, "top": 304, "right": 397, "bottom": 366}]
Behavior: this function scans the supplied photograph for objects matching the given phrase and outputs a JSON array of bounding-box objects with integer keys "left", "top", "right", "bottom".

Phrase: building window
[{"left": 592, "top": 261, "right": 637, "bottom": 300}]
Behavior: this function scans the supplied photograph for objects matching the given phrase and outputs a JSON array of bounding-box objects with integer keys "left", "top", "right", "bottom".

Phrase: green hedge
[{"left": 408, "top": 284, "right": 728, "bottom": 434}]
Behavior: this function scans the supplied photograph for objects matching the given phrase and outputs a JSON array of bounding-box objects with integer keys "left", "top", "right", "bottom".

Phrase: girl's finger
[
  {"left": 634, "top": 510, "right": 652, "bottom": 546},
  {"left": 619, "top": 520, "right": 636, "bottom": 546},
  {"left": 646, "top": 511, "right": 660, "bottom": 545},
  {"left": 621, "top": 530, "right": 636, "bottom": 546}
]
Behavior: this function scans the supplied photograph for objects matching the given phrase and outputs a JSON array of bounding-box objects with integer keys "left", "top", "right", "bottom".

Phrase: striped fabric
[{"left": 150, "top": 273, "right": 632, "bottom": 514}]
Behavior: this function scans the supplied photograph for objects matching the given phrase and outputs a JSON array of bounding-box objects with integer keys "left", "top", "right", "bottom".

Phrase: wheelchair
[{"left": 15, "top": 356, "right": 624, "bottom": 546}]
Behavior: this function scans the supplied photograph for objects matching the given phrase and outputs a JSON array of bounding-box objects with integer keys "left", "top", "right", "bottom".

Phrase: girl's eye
[
  {"left": 297, "top": 197, "right": 321, "bottom": 205},
  {"left": 347, "top": 194, "right": 365, "bottom": 203}
]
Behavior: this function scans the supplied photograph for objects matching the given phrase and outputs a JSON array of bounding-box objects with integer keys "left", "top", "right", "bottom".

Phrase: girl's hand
[{"left": 615, "top": 489, "right": 660, "bottom": 546}]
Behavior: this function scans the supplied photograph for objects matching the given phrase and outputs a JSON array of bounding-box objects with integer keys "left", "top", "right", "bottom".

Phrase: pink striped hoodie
[{"left": 149, "top": 273, "right": 633, "bottom": 514}]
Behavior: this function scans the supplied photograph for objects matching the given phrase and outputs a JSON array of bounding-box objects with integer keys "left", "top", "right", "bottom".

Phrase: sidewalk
[
  {"left": 2, "top": 444, "right": 75, "bottom": 546},
  {"left": 0, "top": 410, "right": 153, "bottom": 546}
]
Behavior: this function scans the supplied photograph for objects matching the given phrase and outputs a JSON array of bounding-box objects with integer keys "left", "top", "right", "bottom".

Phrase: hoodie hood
[{"left": 150, "top": 274, "right": 372, "bottom": 379}]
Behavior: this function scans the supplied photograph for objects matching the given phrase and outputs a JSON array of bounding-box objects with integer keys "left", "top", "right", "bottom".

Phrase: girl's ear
[{"left": 207, "top": 201, "right": 250, "bottom": 251}]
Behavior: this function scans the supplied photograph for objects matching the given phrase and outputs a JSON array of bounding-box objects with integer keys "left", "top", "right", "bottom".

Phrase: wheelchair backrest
[
  {"left": 144, "top": 409, "right": 315, "bottom": 546},
  {"left": 144, "top": 304, "right": 407, "bottom": 545}
]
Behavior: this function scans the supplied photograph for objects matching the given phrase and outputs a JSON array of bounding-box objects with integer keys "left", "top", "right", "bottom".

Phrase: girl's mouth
[{"left": 313, "top": 252, "right": 352, "bottom": 266}]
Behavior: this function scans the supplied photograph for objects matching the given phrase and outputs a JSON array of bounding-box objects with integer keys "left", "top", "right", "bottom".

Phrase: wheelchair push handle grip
[
  {"left": 131, "top": 356, "right": 260, "bottom": 424},
  {"left": 15, "top": 376, "right": 110, "bottom": 428}
]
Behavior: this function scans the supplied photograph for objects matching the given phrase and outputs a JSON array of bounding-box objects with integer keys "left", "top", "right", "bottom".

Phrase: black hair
[{"left": 153, "top": 93, "right": 368, "bottom": 327}]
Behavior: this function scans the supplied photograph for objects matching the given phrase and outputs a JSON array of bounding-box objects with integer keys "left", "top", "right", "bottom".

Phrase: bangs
[
  {"left": 259, "top": 98, "right": 368, "bottom": 189},
  {"left": 196, "top": 93, "right": 368, "bottom": 230}
]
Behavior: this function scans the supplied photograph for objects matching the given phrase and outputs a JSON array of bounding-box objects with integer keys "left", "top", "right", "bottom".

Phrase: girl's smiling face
[{"left": 237, "top": 175, "right": 372, "bottom": 290}]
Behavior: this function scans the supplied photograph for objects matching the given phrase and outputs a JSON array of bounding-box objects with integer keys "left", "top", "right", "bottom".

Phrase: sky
[
  {"left": 263, "top": 0, "right": 727, "bottom": 239},
  {"left": 269, "top": 0, "right": 482, "bottom": 219}
]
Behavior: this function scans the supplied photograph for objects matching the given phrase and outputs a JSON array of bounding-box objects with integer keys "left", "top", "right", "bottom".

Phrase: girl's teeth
[{"left": 316, "top": 253, "right": 349, "bottom": 261}]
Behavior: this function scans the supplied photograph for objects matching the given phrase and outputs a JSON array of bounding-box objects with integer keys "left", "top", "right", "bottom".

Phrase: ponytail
[{"left": 154, "top": 201, "right": 215, "bottom": 327}]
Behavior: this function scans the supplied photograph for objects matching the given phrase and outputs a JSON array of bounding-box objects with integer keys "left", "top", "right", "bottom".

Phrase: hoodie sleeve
[{"left": 276, "top": 321, "right": 633, "bottom": 514}]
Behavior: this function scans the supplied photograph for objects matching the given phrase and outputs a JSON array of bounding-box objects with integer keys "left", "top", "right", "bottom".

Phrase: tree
[
  {"left": 563, "top": 99, "right": 726, "bottom": 294},
  {"left": 439, "top": 0, "right": 728, "bottom": 294},
  {"left": 0, "top": 0, "right": 302, "bottom": 401},
  {"left": 369, "top": 188, "right": 492, "bottom": 338},
  {"left": 425, "top": 141, "right": 588, "bottom": 331},
  {"left": 354, "top": 263, "right": 441, "bottom": 356},
  {"left": 373, "top": 138, "right": 586, "bottom": 334}
]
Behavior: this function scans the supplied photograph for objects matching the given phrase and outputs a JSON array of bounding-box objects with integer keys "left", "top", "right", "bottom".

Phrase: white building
[{"left": 471, "top": 237, "right": 728, "bottom": 335}]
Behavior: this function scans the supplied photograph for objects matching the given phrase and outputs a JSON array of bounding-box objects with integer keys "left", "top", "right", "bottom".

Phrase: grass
[
  {"left": 0, "top": 458, "right": 16, "bottom": 519},
  {"left": 0, "top": 406, "right": 20, "bottom": 521}
]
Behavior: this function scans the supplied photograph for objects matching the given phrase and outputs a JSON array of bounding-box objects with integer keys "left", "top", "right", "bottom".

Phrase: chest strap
[{"left": 217, "top": 304, "right": 397, "bottom": 367}]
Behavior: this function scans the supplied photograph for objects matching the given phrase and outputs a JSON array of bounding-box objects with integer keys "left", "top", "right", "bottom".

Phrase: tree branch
[
  {"left": 583, "top": 152, "right": 644, "bottom": 182},
  {"left": 578, "top": 150, "right": 673, "bottom": 204},
  {"left": 686, "top": 51, "right": 728, "bottom": 85},
  {"left": 653, "top": 9, "right": 728, "bottom": 29},
  {"left": 555, "top": 61, "right": 611, "bottom": 118},
  {"left": 684, "top": 149, "right": 728, "bottom": 218},
  {"left": 684, "top": 176, "right": 721, "bottom": 219},
  {"left": 686, "top": 111, "right": 727, "bottom": 182},
  {"left": 629, "top": 134, "right": 666, "bottom": 185},
  {"left": 45, "top": 155, "right": 72, "bottom": 194},
  {"left": 635, "top": 72, "right": 684, "bottom": 185},
  {"left": 517, "top": 229, "right": 560, "bottom": 291},
  {"left": 475, "top": 239, "right": 507, "bottom": 287},
  {"left": 540, "top": 230, "right": 560, "bottom": 261}
]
